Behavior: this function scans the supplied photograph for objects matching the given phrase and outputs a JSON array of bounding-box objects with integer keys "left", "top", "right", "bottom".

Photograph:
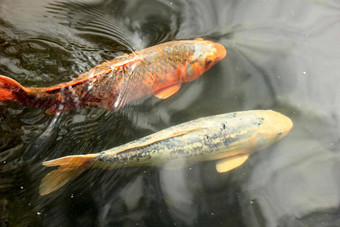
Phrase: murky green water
[{"left": 0, "top": 0, "right": 339, "bottom": 226}]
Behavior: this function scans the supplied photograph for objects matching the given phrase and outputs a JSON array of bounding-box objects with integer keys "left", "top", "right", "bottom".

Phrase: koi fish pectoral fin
[
  {"left": 215, "top": 154, "right": 249, "bottom": 173},
  {"left": 154, "top": 84, "right": 181, "bottom": 99}
]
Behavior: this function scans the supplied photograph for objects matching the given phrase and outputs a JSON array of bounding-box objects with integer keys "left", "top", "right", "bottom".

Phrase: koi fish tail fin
[
  {"left": 39, "top": 154, "right": 99, "bottom": 196},
  {"left": 0, "top": 75, "right": 26, "bottom": 102}
]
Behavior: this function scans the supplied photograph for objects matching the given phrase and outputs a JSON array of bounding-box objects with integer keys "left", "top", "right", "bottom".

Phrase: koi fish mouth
[{"left": 213, "top": 42, "right": 227, "bottom": 61}]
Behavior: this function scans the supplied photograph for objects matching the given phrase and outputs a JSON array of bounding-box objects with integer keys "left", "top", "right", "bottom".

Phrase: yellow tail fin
[{"left": 39, "top": 154, "right": 98, "bottom": 196}]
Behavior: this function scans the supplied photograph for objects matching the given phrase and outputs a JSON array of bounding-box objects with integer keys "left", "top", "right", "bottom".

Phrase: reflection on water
[{"left": 0, "top": 0, "right": 339, "bottom": 226}]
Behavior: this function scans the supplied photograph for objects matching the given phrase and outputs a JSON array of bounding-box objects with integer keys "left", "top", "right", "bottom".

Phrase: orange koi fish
[{"left": 0, "top": 38, "right": 226, "bottom": 114}]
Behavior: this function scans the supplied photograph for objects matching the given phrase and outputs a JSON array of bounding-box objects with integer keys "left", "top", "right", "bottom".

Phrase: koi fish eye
[
  {"left": 197, "top": 54, "right": 213, "bottom": 68},
  {"left": 205, "top": 59, "right": 213, "bottom": 67},
  {"left": 202, "top": 53, "right": 216, "bottom": 69}
]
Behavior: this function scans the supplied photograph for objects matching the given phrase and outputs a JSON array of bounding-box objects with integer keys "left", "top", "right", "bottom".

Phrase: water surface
[{"left": 0, "top": 0, "right": 339, "bottom": 226}]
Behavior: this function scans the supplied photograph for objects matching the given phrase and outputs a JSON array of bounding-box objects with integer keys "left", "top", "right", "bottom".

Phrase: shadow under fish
[{"left": 39, "top": 110, "right": 293, "bottom": 195}]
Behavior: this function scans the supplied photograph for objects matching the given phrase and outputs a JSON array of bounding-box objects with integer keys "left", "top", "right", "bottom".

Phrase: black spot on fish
[
  {"left": 100, "top": 154, "right": 119, "bottom": 163},
  {"left": 98, "top": 154, "right": 104, "bottom": 161},
  {"left": 120, "top": 156, "right": 128, "bottom": 162},
  {"left": 171, "top": 149, "right": 184, "bottom": 158},
  {"left": 255, "top": 117, "right": 264, "bottom": 126},
  {"left": 224, "top": 134, "right": 241, "bottom": 146},
  {"left": 221, "top": 123, "right": 226, "bottom": 131},
  {"left": 278, "top": 130, "right": 283, "bottom": 136}
]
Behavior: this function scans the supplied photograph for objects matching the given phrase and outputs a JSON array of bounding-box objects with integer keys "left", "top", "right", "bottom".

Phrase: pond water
[{"left": 0, "top": 0, "right": 339, "bottom": 226}]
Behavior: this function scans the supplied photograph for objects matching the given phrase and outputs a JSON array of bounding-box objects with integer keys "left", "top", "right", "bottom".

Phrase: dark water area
[{"left": 0, "top": 0, "right": 339, "bottom": 226}]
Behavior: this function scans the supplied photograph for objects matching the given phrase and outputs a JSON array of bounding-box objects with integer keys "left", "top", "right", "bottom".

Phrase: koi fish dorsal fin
[
  {"left": 154, "top": 84, "right": 181, "bottom": 99},
  {"left": 215, "top": 154, "right": 249, "bottom": 173},
  {"left": 112, "top": 126, "right": 205, "bottom": 155},
  {"left": 45, "top": 55, "right": 141, "bottom": 92}
]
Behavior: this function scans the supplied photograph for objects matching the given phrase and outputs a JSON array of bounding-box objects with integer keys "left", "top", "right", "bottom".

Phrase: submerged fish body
[
  {"left": 0, "top": 39, "right": 226, "bottom": 114},
  {"left": 39, "top": 110, "right": 293, "bottom": 195}
]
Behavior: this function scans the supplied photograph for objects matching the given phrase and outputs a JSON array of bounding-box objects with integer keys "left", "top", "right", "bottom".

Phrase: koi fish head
[
  {"left": 183, "top": 38, "right": 226, "bottom": 82},
  {"left": 248, "top": 110, "right": 293, "bottom": 151}
]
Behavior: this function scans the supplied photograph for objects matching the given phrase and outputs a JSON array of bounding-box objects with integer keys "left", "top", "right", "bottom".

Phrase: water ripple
[{"left": 0, "top": 0, "right": 339, "bottom": 226}]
